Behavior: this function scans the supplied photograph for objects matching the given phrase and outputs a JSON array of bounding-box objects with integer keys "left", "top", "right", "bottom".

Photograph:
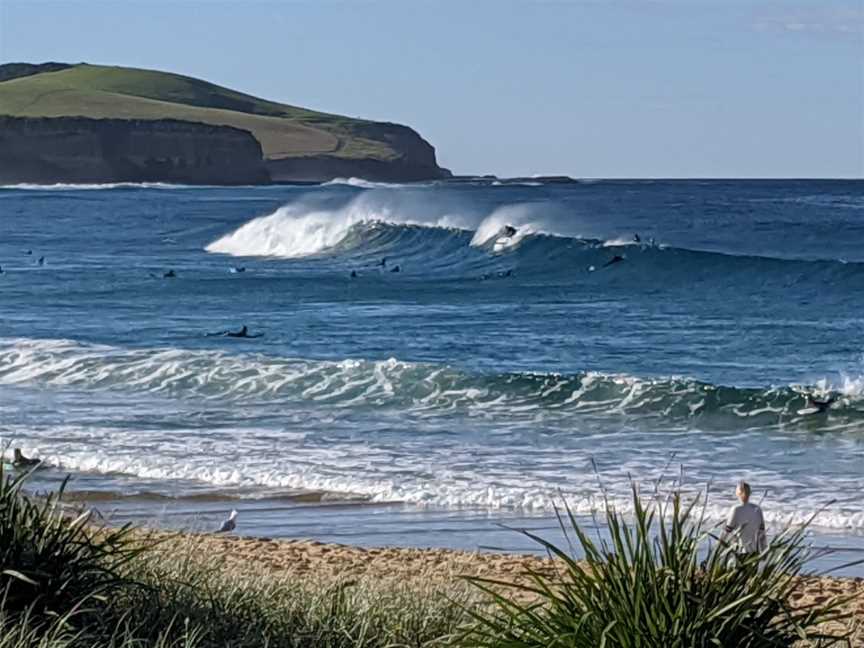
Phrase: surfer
[
  {"left": 391, "top": 265, "right": 401, "bottom": 273},
  {"left": 37, "top": 256, "right": 45, "bottom": 266},
  {"left": 501, "top": 225, "right": 518, "bottom": 238},
  {"left": 163, "top": 269, "right": 176, "bottom": 278},
  {"left": 497, "top": 269, "right": 513, "bottom": 278},
  {"left": 350, "top": 270, "right": 358, "bottom": 278},
  {"left": 379, "top": 257, "right": 387, "bottom": 268},
  {"left": 633, "top": 233, "right": 641, "bottom": 243},
  {"left": 226, "top": 325, "right": 262, "bottom": 338},
  {"left": 207, "top": 325, "right": 262, "bottom": 339},
  {"left": 602, "top": 255, "right": 625, "bottom": 268},
  {"left": 25, "top": 250, "right": 32, "bottom": 255},
  {"left": 804, "top": 393, "right": 837, "bottom": 414},
  {"left": 12, "top": 448, "right": 41, "bottom": 468},
  {"left": 229, "top": 266, "right": 246, "bottom": 274}
]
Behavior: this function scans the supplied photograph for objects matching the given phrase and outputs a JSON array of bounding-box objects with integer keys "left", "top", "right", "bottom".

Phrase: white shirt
[{"left": 724, "top": 502, "right": 767, "bottom": 554}]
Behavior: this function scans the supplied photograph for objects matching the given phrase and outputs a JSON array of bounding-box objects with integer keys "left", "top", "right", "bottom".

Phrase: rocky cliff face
[{"left": 0, "top": 116, "right": 269, "bottom": 185}]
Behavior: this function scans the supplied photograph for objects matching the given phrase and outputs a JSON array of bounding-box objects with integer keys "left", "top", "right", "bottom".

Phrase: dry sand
[{"left": 146, "top": 531, "right": 863, "bottom": 642}]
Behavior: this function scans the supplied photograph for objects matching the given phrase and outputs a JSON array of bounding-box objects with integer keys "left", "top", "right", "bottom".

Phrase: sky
[{"left": 0, "top": 0, "right": 861, "bottom": 178}]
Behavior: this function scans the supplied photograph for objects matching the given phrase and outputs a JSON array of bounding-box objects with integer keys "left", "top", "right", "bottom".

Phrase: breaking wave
[
  {"left": 321, "top": 177, "right": 410, "bottom": 189},
  {"left": 205, "top": 194, "right": 864, "bottom": 275},
  {"left": 1, "top": 338, "right": 861, "bottom": 425}
]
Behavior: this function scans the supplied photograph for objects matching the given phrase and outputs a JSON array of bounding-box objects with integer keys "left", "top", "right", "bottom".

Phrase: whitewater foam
[
  {"left": 322, "top": 177, "right": 409, "bottom": 189},
  {"left": 205, "top": 193, "right": 475, "bottom": 258},
  {"left": 6, "top": 436, "right": 862, "bottom": 530},
  {"left": 0, "top": 182, "right": 188, "bottom": 190},
  {"left": 1, "top": 338, "right": 861, "bottom": 422}
]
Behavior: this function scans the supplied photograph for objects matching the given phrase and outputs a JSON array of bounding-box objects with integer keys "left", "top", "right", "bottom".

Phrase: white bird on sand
[{"left": 216, "top": 509, "right": 238, "bottom": 533}]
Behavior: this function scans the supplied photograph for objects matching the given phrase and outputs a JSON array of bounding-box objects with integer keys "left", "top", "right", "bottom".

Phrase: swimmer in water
[
  {"left": 804, "top": 393, "right": 838, "bottom": 414},
  {"left": 163, "top": 270, "right": 176, "bottom": 278},
  {"left": 207, "top": 325, "right": 262, "bottom": 338},
  {"left": 350, "top": 270, "right": 358, "bottom": 278},
  {"left": 391, "top": 265, "right": 401, "bottom": 273},
  {"left": 226, "top": 325, "right": 250, "bottom": 338},
  {"left": 602, "top": 255, "right": 625, "bottom": 268}
]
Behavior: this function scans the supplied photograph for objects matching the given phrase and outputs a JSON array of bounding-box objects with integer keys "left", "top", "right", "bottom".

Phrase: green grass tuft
[
  {"left": 0, "top": 461, "right": 474, "bottom": 646},
  {"left": 460, "top": 484, "right": 858, "bottom": 648}
]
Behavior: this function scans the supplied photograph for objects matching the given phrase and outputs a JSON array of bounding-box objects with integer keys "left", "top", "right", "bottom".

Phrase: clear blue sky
[{"left": 1, "top": 0, "right": 861, "bottom": 177}]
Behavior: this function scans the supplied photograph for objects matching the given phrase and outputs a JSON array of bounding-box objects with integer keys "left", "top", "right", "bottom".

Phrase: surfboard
[
  {"left": 796, "top": 407, "right": 821, "bottom": 416},
  {"left": 493, "top": 236, "right": 513, "bottom": 253}
]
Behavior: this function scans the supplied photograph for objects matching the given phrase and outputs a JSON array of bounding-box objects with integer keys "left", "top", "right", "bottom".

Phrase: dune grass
[
  {"left": 1, "top": 458, "right": 859, "bottom": 647},
  {"left": 460, "top": 484, "right": 859, "bottom": 648},
  {"left": 0, "top": 460, "right": 475, "bottom": 647}
]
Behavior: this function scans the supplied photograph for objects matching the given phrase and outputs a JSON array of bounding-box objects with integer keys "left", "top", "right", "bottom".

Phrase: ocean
[{"left": 1, "top": 178, "right": 862, "bottom": 571}]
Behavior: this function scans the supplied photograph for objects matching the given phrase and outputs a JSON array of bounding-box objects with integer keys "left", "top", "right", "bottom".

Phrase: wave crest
[{"left": 1, "top": 338, "right": 861, "bottom": 424}]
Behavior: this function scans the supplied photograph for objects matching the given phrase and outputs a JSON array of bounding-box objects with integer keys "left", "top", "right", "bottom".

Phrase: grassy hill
[{"left": 0, "top": 63, "right": 422, "bottom": 162}]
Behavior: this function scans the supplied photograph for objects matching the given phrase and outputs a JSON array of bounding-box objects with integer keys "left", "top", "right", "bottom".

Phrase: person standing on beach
[{"left": 722, "top": 481, "right": 767, "bottom": 555}]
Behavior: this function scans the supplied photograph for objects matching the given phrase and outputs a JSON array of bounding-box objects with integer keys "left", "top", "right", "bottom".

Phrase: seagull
[
  {"left": 12, "top": 448, "right": 41, "bottom": 468},
  {"left": 216, "top": 509, "right": 238, "bottom": 533}
]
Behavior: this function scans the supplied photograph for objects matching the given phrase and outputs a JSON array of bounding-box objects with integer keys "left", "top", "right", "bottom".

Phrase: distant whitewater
[
  {"left": 0, "top": 181, "right": 188, "bottom": 190},
  {"left": 206, "top": 192, "right": 581, "bottom": 258}
]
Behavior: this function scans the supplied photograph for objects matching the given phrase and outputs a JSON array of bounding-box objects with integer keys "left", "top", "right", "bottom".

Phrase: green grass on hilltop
[{"left": 0, "top": 64, "right": 398, "bottom": 161}]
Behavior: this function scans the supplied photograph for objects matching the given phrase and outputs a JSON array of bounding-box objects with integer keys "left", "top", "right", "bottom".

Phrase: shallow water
[{"left": 1, "top": 178, "right": 862, "bottom": 569}]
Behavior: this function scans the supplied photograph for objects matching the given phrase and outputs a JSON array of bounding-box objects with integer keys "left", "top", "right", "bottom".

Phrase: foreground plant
[
  {"left": 0, "top": 460, "right": 148, "bottom": 626},
  {"left": 461, "top": 485, "right": 857, "bottom": 648}
]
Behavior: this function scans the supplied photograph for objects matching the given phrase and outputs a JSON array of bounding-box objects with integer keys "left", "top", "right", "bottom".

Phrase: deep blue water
[{"left": 1, "top": 178, "right": 862, "bottom": 552}]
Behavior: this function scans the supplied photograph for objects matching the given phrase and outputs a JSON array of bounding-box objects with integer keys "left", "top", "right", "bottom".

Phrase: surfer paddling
[
  {"left": 600, "top": 254, "right": 626, "bottom": 269},
  {"left": 804, "top": 393, "right": 838, "bottom": 414},
  {"left": 207, "top": 325, "right": 262, "bottom": 339}
]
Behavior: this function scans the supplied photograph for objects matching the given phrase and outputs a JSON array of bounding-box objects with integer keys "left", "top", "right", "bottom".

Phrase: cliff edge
[{"left": 0, "top": 63, "right": 450, "bottom": 184}]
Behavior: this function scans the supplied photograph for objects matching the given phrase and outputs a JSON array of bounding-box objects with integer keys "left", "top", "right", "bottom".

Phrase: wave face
[
  {"left": 1, "top": 338, "right": 860, "bottom": 420},
  {"left": 2, "top": 337, "right": 863, "bottom": 530},
  {"left": 205, "top": 192, "right": 579, "bottom": 259},
  {"left": 205, "top": 192, "right": 864, "bottom": 280}
]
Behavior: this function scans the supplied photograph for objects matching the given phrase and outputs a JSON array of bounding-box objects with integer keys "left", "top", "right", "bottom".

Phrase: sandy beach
[{"left": 144, "top": 530, "right": 864, "bottom": 641}]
